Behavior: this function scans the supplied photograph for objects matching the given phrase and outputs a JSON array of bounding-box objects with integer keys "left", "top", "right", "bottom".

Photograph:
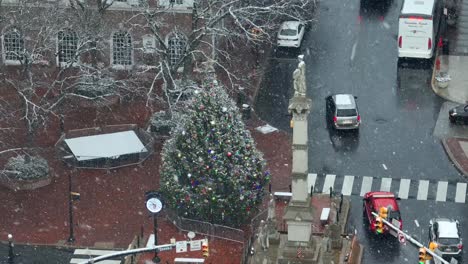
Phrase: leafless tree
[{"left": 0, "top": 0, "right": 317, "bottom": 152}]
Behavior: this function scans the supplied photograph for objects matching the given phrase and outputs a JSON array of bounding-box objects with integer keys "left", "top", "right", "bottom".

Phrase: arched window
[
  {"left": 57, "top": 29, "right": 78, "bottom": 65},
  {"left": 2, "top": 29, "right": 24, "bottom": 63},
  {"left": 112, "top": 31, "right": 132, "bottom": 66},
  {"left": 168, "top": 33, "right": 187, "bottom": 66}
]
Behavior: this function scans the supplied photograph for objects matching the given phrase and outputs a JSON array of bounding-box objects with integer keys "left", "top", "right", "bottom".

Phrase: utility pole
[{"left": 371, "top": 212, "right": 450, "bottom": 264}]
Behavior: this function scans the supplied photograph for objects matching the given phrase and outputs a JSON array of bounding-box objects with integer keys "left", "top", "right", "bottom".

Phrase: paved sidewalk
[
  {"left": 432, "top": 55, "right": 468, "bottom": 104},
  {"left": 432, "top": 53, "right": 468, "bottom": 177}
]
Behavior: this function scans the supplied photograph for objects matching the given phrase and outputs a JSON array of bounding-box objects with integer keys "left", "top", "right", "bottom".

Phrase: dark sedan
[{"left": 449, "top": 104, "right": 468, "bottom": 125}]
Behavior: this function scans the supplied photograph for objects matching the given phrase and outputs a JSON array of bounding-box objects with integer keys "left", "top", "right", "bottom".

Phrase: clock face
[{"left": 146, "top": 197, "right": 162, "bottom": 213}]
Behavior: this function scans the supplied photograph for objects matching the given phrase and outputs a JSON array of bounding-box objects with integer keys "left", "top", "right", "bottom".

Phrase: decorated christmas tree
[{"left": 159, "top": 79, "right": 270, "bottom": 227}]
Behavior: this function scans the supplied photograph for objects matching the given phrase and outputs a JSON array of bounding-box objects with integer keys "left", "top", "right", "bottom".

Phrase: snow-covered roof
[
  {"left": 65, "top": 130, "right": 147, "bottom": 161},
  {"left": 437, "top": 220, "right": 459, "bottom": 239},
  {"left": 401, "top": 0, "right": 436, "bottom": 16}
]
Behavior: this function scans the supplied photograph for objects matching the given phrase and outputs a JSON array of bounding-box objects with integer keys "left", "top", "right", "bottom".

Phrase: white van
[{"left": 398, "top": 0, "right": 444, "bottom": 61}]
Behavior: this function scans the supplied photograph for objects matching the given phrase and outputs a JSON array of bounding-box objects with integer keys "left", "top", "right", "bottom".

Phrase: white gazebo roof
[{"left": 65, "top": 130, "right": 148, "bottom": 161}]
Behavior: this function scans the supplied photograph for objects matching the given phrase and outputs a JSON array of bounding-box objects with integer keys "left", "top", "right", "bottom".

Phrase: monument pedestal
[{"left": 276, "top": 234, "right": 321, "bottom": 264}]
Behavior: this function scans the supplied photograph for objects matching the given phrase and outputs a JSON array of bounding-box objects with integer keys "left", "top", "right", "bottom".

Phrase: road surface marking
[
  {"left": 360, "top": 176, "right": 373, "bottom": 196},
  {"left": 398, "top": 179, "right": 411, "bottom": 199},
  {"left": 414, "top": 220, "right": 419, "bottom": 227},
  {"left": 341, "top": 175, "right": 354, "bottom": 196},
  {"left": 350, "top": 42, "right": 358, "bottom": 61},
  {"left": 322, "top": 174, "right": 336, "bottom": 194},
  {"left": 382, "top": 164, "right": 387, "bottom": 170},
  {"left": 308, "top": 173, "right": 317, "bottom": 194},
  {"left": 417, "top": 180, "right": 429, "bottom": 200},
  {"left": 435, "top": 181, "right": 448, "bottom": 202},
  {"left": 455, "top": 182, "right": 467, "bottom": 203},
  {"left": 380, "top": 177, "right": 392, "bottom": 192}
]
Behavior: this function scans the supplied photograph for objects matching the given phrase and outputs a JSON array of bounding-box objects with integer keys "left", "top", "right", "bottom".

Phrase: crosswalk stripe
[
  {"left": 436, "top": 181, "right": 448, "bottom": 202},
  {"left": 70, "top": 259, "right": 120, "bottom": 264},
  {"left": 455, "top": 182, "right": 467, "bottom": 203},
  {"left": 380, "top": 178, "right": 392, "bottom": 192},
  {"left": 398, "top": 179, "right": 411, "bottom": 199},
  {"left": 308, "top": 173, "right": 317, "bottom": 194},
  {"left": 417, "top": 180, "right": 429, "bottom": 200},
  {"left": 341, "top": 175, "right": 354, "bottom": 196},
  {"left": 322, "top": 174, "right": 336, "bottom": 194},
  {"left": 360, "top": 176, "right": 373, "bottom": 196}
]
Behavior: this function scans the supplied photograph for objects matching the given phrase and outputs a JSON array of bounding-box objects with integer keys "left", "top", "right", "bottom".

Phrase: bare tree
[
  {"left": 0, "top": 0, "right": 317, "bottom": 152},
  {"left": 137, "top": 0, "right": 317, "bottom": 105}
]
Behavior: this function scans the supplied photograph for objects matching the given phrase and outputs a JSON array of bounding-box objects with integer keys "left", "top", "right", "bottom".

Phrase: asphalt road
[{"left": 254, "top": 0, "right": 467, "bottom": 263}]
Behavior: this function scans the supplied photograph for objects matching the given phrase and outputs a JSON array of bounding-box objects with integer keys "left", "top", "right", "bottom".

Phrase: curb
[
  {"left": 441, "top": 138, "right": 468, "bottom": 177},
  {"left": 355, "top": 244, "right": 364, "bottom": 264}
]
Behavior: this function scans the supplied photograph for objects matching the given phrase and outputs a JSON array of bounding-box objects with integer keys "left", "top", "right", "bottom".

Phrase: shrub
[{"left": 5, "top": 155, "right": 49, "bottom": 180}]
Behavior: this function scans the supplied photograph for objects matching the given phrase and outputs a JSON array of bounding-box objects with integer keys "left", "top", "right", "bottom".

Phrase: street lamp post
[
  {"left": 152, "top": 214, "right": 160, "bottom": 263},
  {"left": 8, "top": 234, "right": 14, "bottom": 264},
  {"left": 145, "top": 192, "right": 163, "bottom": 263},
  {"left": 68, "top": 173, "right": 75, "bottom": 243}
]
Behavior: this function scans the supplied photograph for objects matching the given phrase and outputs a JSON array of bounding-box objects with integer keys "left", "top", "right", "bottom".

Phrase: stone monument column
[
  {"left": 277, "top": 54, "right": 315, "bottom": 264},
  {"left": 283, "top": 54, "right": 313, "bottom": 241}
]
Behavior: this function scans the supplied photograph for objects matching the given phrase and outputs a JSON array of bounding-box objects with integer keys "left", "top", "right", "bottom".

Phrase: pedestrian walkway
[
  {"left": 307, "top": 173, "right": 467, "bottom": 203},
  {"left": 70, "top": 248, "right": 123, "bottom": 264}
]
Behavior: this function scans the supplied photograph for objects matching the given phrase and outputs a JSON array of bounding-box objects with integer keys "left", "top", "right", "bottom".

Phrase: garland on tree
[{"left": 160, "top": 79, "right": 270, "bottom": 227}]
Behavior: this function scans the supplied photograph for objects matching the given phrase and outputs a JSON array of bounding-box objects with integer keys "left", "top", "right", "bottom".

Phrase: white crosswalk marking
[
  {"left": 322, "top": 174, "right": 336, "bottom": 194},
  {"left": 455, "top": 182, "right": 467, "bottom": 203},
  {"left": 436, "top": 181, "right": 448, "bottom": 202},
  {"left": 360, "top": 176, "right": 373, "bottom": 196},
  {"left": 311, "top": 173, "right": 467, "bottom": 203},
  {"left": 341, "top": 175, "right": 354, "bottom": 196},
  {"left": 417, "top": 180, "right": 429, "bottom": 200},
  {"left": 398, "top": 179, "right": 411, "bottom": 199},
  {"left": 380, "top": 178, "right": 392, "bottom": 192},
  {"left": 308, "top": 173, "right": 317, "bottom": 194}
]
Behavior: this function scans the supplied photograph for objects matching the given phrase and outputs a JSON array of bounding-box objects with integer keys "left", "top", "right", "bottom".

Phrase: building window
[
  {"left": 57, "top": 29, "right": 78, "bottom": 65},
  {"left": 2, "top": 29, "right": 24, "bottom": 63},
  {"left": 168, "top": 33, "right": 186, "bottom": 66},
  {"left": 112, "top": 31, "right": 132, "bottom": 66}
]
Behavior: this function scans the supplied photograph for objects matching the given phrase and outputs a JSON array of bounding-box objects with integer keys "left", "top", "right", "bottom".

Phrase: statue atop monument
[{"left": 293, "top": 54, "right": 307, "bottom": 97}]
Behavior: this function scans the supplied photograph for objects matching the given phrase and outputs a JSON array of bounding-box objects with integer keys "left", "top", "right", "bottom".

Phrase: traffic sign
[
  {"left": 398, "top": 232, "right": 406, "bottom": 244},
  {"left": 190, "top": 240, "right": 202, "bottom": 251},
  {"left": 176, "top": 241, "right": 188, "bottom": 253}
]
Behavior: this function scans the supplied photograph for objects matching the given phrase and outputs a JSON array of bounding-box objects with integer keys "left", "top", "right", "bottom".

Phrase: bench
[
  {"left": 274, "top": 192, "right": 292, "bottom": 200},
  {"left": 320, "top": 208, "right": 330, "bottom": 225}
]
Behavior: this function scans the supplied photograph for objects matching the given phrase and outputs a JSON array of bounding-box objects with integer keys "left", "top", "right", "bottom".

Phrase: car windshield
[
  {"left": 438, "top": 237, "right": 460, "bottom": 245},
  {"left": 389, "top": 210, "right": 401, "bottom": 220},
  {"left": 280, "top": 29, "right": 297, "bottom": 36},
  {"left": 337, "top": 109, "right": 357, "bottom": 117}
]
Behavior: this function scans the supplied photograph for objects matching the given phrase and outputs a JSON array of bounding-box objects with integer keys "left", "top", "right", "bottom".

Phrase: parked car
[
  {"left": 277, "top": 21, "right": 306, "bottom": 48},
  {"left": 363, "top": 191, "right": 402, "bottom": 235},
  {"left": 326, "top": 94, "right": 361, "bottom": 130},
  {"left": 449, "top": 104, "right": 468, "bottom": 125},
  {"left": 429, "top": 218, "right": 463, "bottom": 260}
]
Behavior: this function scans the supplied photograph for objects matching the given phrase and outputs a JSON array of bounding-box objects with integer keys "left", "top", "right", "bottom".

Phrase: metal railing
[{"left": 55, "top": 124, "right": 154, "bottom": 169}]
